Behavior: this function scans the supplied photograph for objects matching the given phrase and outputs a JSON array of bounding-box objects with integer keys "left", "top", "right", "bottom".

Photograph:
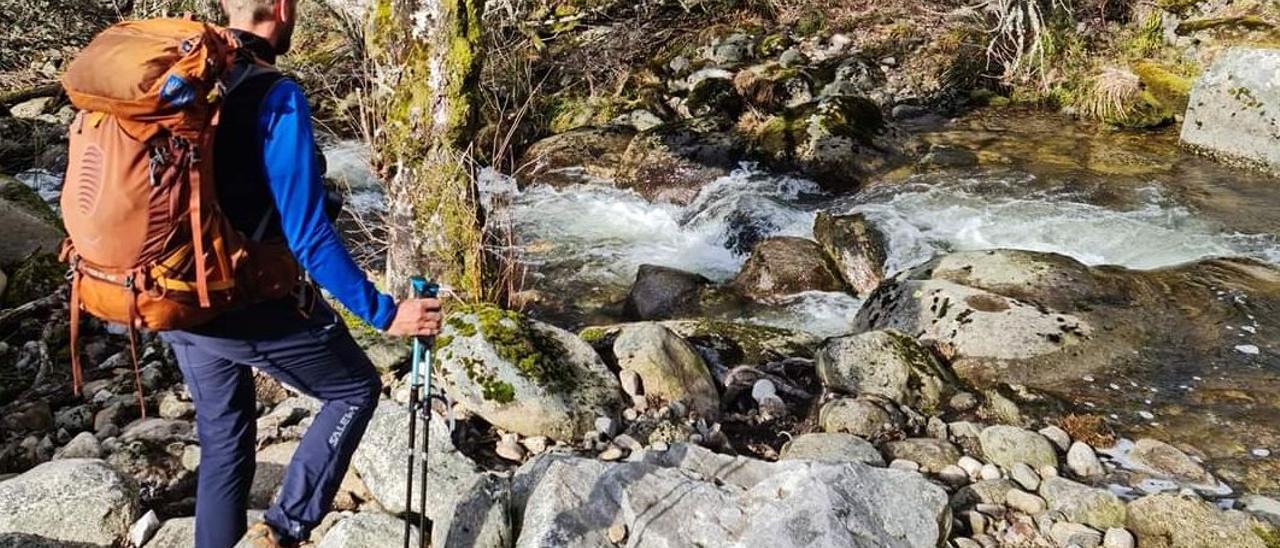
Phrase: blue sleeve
[{"left": 258, "top": 80, "right": 398, "bottom": 330}]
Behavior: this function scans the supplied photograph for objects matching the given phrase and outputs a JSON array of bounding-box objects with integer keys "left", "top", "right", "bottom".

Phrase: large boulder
[
  {"left": 0, "top": 175, "right": 62, "bottom": 269},
  {"left": 1181, "top": 48, "right": 1280, "bottom": 173},
  {"left": 518, "top": 126, "right": 637, "bottom": 188},
  {"left": 431, "top": 474, "right": 513, "bottom": 548},
  {"left": 732, "top": 236, "right": 847, "bottom": 301},
  {"left": 351, "top": 401, "right": 485, "bottom": 518},
  {"left": 748, "top": 96, "right": 910, "bottom": 193},
  {"left": 0, "top": 459, "right": 139, "bottom": 546},
  {"left": 615, "top": 117, "right": 747, "bottom": 205},
  {"left": 817, "top": 329, "right": 958, "bottom": 414},
  {"left": 818, "top": 397, "right": 904, "bottom": 439},
  {"left": 812, "top": 211, "right": 888, "bottom": 296},
  {"left": 315, "top": 512, "right": 419, "bottom": 548},
  {"left": 779, "top": 432, "right": 885, "bottom": 466},
  {"left": 1127, "top": 493, "right": 1272, "bottom": 548},
  {"left": 512, "top": 444, "right": 950, "bottom": 547},
  {"left": 437, "top": 304, "right": 625, "bottom": 440},
  {"left": 613, "top": 323, "right": 720, "bottom": 419},
  {"left": 854, "top": 249, "right": 1280, "bottom": 491},
  {"left": 623, "top": 264, "right": 710, "bottom": 321}
]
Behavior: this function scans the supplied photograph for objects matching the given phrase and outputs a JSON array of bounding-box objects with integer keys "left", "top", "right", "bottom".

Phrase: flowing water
[{"left": 324, "top": 108, "right": 1280, "bottom": 492}]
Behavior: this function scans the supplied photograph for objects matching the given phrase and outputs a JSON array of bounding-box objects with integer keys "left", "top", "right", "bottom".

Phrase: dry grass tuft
[
  {"left": 1058, "top": 413, "right": 1117, "bottom": 448},
  {"left": 1082, "top": 66, "right": 1143, "bottom": 121}
]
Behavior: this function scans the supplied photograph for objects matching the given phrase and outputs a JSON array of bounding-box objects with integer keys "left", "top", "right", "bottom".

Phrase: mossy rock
[
  {"left": 580, "top": 318, "right": 821, "bottom": 366},
  {"left": 685, "top": 77, "right": 743, "bottom": 119},
  {"left": 0, "top": 175, "right": 58, "bottom": 226},
  {"left": 4, "top": 252, "right": 64, "bottom": 307},
  {"left": 333, "top": 301, "right": 409, "bottom": 373},
  {"left": 437, "top": 303, "right": 624, "bottom": 440},
  {"left": 1132, "top": 61, "right": 1193, "bottom": 115}
]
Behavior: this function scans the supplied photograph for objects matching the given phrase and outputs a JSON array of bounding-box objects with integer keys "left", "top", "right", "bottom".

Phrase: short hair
[{"left": 222, "top": 0, "right": 276, "bottom": 21}]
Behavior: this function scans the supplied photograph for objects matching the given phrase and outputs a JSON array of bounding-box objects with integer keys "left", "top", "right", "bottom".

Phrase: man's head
[{"left": 220, "top": 0, "right": 297, "bottom": 55}]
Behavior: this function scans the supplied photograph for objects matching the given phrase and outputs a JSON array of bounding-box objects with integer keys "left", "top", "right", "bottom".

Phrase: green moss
[
  {"left": 578, "top": 326, "right": 608, "bottom": 344},
  {"left": 1256, "top": 527, "right": 1280, "bottom": 548},
  {"left": 459, "top": 356, "right": 516, "bottom": 403},
  {"left": 1176, "top": 16, "right": 1275, "bottom": 34},
  {"left": 0, "top": 176, "right": 59, "bottom": 227},
  {"left": 4, "top": 253, "right": 64, "bottom": 307},
  {"left": 434, "top": 335, "right": 454, "bottom": 350},
  {"left": 452, "top": 304, "right": 578, "bottom": 393},
  {"left": 1133, "top": 61, "right": 1193, "bottom": 113}
]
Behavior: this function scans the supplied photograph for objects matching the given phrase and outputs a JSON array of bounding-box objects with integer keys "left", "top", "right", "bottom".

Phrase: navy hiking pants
[{"left": 162, "top": 315, "right": 381, "bottom": 548}]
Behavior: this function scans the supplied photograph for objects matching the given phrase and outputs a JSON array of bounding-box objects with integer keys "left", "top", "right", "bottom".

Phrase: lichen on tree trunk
[{"left": 368, "top": 0, "right": 493, "bottom": 300}]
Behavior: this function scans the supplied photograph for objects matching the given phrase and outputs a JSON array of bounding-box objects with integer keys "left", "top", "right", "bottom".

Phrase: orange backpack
[{"left": 60, "top": 19, "right": 301, "bottom": 410}]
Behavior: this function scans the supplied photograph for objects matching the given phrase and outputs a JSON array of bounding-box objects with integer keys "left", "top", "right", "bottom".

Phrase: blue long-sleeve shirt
[{"left": 256, "top": 81, "right": 398, "bottom": 330}]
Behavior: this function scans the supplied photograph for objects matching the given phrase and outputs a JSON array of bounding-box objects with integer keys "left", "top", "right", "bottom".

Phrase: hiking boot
[{"left": 244, "top": 522, "right": 299, "bottom": 548}]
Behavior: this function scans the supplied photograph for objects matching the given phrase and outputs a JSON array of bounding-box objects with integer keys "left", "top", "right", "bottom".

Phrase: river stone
[
  {"left": 250, "top": 442, "right": 298, "bottom": 509},
  {"left": 437, "top": 304, "right": 624, "bottom": 440},
  {"left": 780, "top": 433, "right": 885, "bottom": 466},
  {"left": 1006, "top": 489, "right": 1048, "bottom": 515},
  {"left": 351, "top": 401, "right": 483, "bottom": 518},
  {"left": 1067, "top": 441, "right": 1105, "bottom": 478},
  {"left": 431, "top": 473, "right": 512, "bottom": 548},
  {"left": 55, "top": 431, "right": 102, "bottom": 460},
  {"left": 980, "top": 425, "right": 1057, "bottom": 470},
  {"left": 519, "top": 126, "right": 637, "bottom": 188},
  {"left": 812, "top": 211, "right": 887, "bottom": 295},
  {"left": 881, "top": 438, "right": 961, "bottom": 473},
  {"left": 819, "top": 397, "right": 902, "bottom": 439},
  {"left": 1181, "top": 48, "right": 1280, "bottom": 173},
  {"left": 1128, "top": 438, "right": 1215, "bottom": 485},
  {"left": 616, "top": 117, "right": 746, "bottom": 205},
  {"left": 1040, "top": 476, "right": 1127, "bottom": 529},
  {"left": 316, "top": 511, "right": 418, "bottom": 548},
  {"left": 732, "top": 236, "right": 847, "bottom": 301},
  {"left": 1103, "top": 527, "right": 1135, "bottom": 548},
  {"left": 512, "top": 443, "right": 950, "bottom": 547},
  {"left": 1050, "top": 522, "right": 1103, "bottom": 548},
  {"left": 1127, "top": 493, "right": 1271, "bottom": 548},
  {"left": 0, "top": 458, "right": 139, "bottom": 546},
  {"left": 817, "top": 329, "right": 956, "bottom": 413},
  {"left": 613, "top": 323, "right": 720, "bottom": 419},
  {"left": 685, "top": 76, "right": 743, "bottom": 118},
  {"left": 623, "top": 264, "right": 710, "bottom": 321},
  {"left": 0, "top": 176, "right": 62, "bottom": 267},
  {"left": 121, "top": 418, "right": 194, "bottom": 445},
  {"left": 952, "top": 479, "right": 1017, "bottom": 508},
  {"left": 1240, "top": 494, "right": 1280, "bottom": 527}
]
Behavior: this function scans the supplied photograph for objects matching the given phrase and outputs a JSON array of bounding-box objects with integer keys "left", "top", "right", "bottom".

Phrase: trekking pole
[{"left": 403, "top": 276, "right": 439, "bottom": 548}]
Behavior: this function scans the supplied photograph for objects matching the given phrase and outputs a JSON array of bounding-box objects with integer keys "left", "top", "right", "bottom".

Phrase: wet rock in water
[
  {"left": 732, "top": 236, "right": 846, "bottom": 301},
  {"left": 919, "top": 144, "right": 979, "bottom": 168},
  {"left": 616, "top": 117, "right": 746, "bottom": 205},
  {"left": 1127, "top": 438, "right": 1215, "bottom": 485},
  {"left": 54, "top": 431, "right": 101, "bottom": 460},
  {"left": 1126, "top": 493, "right": 1272, "bottom": 548},
  {"left": 812, "top": 211, "right": 888, "bottom": 296},
  {"left": 0, "top": 176, "right": 62, "bottom": 267},
  {"left": 819, "top": 397, "right": 902, "bottom": 439},
  {"left": 623, "top": 264, "right": 710, "bottom": 321},
  {"left": 0, "top": 458, "right": 139, "bottom": 546},
  {"left": 512, "top": 443, "right": 949, "bottom": 547},
  {"left": 1067, "top": 441, "right": 1105, "bottom": 478},
  {"left": 436, "top": 304, "right": 624, "bottom": 440},
  {"left": 613, "top": 323, "right": 719, "bottom": 419},
  {"left": 1040, "top": 476, "right": 1127, "bottom": 529},
  {"left": 351, "top": 401, "right": 483, "bottom": 518},
  {"left": 780, "top": 433, "right": 885, "bottom": 466},
  {"left": 818, "top": 329, "right": 956, "bottom": 414},
  {"left": 315, "top": 511, "right": 418, "bottom": 548},
  {"left": 881, "top": 438, "right": 961, "bottom": 473},
  {"left": 430, "top": 474, "right": 512, "bottom": 548},
  {"left": 1181, "top": 48, "right": 1280, "bottom": 173},
  {"left": 518, "top": 126, "right": 636, "bottom": 188},
  {"left": 979, "top": 425, "right": 1058, "bottom": 470}
]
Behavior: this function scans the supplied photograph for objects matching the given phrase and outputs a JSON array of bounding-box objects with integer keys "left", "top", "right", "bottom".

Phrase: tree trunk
[{"left": 368, "top": 0, "right": 491, "bottom": 300}]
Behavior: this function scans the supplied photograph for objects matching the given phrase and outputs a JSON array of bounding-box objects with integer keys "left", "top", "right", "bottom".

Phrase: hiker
[{"left": 147, "top": 1, "right": 439, "bottom": 546}]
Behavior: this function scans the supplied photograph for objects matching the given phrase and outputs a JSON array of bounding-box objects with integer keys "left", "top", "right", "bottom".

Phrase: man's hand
[{"left": 385, "top": 298, "right": 443, "bottom": 337}]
